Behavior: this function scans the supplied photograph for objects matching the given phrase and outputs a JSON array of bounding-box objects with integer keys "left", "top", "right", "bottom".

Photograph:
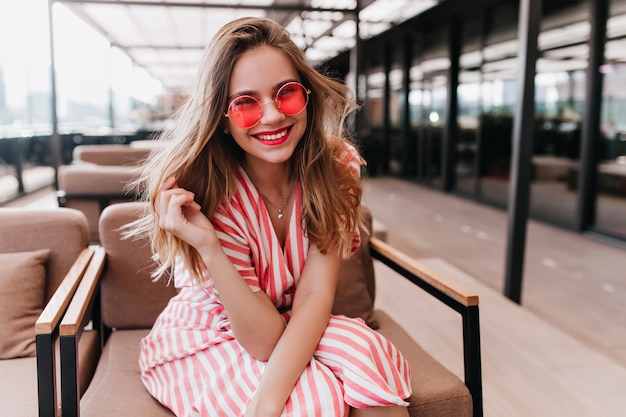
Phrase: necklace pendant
[{"left": 277, "top": 210, "right": 284, "bottom": 220}]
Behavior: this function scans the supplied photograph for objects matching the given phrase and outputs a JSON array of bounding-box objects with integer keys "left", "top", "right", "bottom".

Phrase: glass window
[
  {"left": 363, "top": 67, "right": 385, "bottom": 175},
  {"left": 0, "top": 0, "right": 51, "bottom": 138},
  {"left": 411, "top": 26, "right": 449, "bottom": 187},
  {"left": 527, "top": 1, "right": 590, "bottom": 229},
  {"left": 530, "top": 68, "right": 586, "bottom": 229},
  {"left": 456, "top": 14, "right": 484, "bottom": 195},
  {"left": 0, "top": 1, "right": 164, "bottom": 203},
  {"left": 595, "top": 0, "right": 626, "bottom": 238},
  {"left": 476, "top": 3, "right": 519, "bottom": 208}
]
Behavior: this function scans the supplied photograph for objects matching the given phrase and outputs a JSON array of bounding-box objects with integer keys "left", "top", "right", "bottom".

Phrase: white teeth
[{"left": 257, "top": 129, "right": 287, "bottom": 141}]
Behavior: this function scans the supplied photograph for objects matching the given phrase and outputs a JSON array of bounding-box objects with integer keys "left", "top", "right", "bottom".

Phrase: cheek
[
  {"left": 298, "top": 112, "right": 308, "bottom": 132},
  {"left": 229, "top": 130, "right": 249, "bottom": 149}
]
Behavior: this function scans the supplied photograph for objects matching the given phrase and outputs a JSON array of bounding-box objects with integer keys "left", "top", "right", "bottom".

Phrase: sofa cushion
[
  {"left": 0, "top": 357, "right": 39, "bottom": 417},
  {"left": 0, "top": 249, "right": 50, "bottom": 359},
  {"left": 333, "top": 206, "right": 378, "bottom": 328},
  {"left": 0, "top": 208, "right": 90, "bottom": 302}
]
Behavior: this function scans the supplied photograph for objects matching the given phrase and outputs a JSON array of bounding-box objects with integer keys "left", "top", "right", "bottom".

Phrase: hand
[{"left": 156, "top": 177, "right": 219, "bottom": 253}]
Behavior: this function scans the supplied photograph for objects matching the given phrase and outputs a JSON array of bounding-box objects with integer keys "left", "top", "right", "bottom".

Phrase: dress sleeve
[
  {"left": 173, "top": 205, "right": 261, "bottom": 293},
  {"left": 339, "top": 141, "right": 364, "bottom": 182},
  {"left": 212, "top": 208, "right": 261, "bottom": 292}
]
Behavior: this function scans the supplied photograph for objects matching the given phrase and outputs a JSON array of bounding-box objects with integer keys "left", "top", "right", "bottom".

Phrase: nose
[{"left": 258, "top": 99, "right": 285, "bottom": 125}]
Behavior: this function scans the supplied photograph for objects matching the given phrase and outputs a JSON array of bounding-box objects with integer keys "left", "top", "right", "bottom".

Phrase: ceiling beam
[{"left": 53, "top": 0, "right": 358, "bottom": 14}]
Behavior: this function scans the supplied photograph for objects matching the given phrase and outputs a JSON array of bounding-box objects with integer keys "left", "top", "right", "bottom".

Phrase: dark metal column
[
  {"left": 504, "top": 0, "right": 542, "bottom": 304},
  {"left": 577, "top": 0, "right": 608, "bottom": 231},
  {"left": 348, "top": 1, "right": 361, "bottom": 100},
  {"left": 463, "top": 306, "right": 484, "bottom": 417},
  {"left": 36, "top": 333, "right": 57, "bottom": 417},
  {"left": 11, "top": 138, "right": 24, "bottom": 193},
  {"left": 443, "top": 14, "right": 461, "bottom": 191},
  {"left": 48, "top": 0, "right": 61, "bottom": 189}
]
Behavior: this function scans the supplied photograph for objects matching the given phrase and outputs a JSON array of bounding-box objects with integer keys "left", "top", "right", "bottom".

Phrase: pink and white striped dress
[{"left": 139, "top": 143, "right": 412, "bottom": 417}]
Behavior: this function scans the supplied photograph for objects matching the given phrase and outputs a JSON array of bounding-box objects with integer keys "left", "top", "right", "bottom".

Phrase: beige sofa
[
  {"left": 0, "top": 208, "right": 100, "bottom": 417},
  {"left": 60, "top": 202, "right": 482, "bottom": 417}
]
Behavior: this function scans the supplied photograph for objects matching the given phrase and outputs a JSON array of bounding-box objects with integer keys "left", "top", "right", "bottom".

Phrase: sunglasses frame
[{"left": 224, "top": 81, "right": 311, "bottom": 129}]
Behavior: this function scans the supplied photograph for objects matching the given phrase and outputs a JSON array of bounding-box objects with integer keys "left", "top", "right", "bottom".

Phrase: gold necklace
[{"left": 259, "top": 180, "right": 295, "bottom": 220}]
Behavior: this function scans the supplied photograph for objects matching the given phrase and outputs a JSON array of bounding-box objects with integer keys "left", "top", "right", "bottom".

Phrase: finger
[
  {"left": 159, "top": 193, "right": 192, "bottom": 231},
  {"left": 161, "top": 177, "right": 177, "bottom": 191},
  {"left": 156, "top": 185, "right": 195, "bottom": 216},
  {"left": 181, "top": 201, "right": 202, "bottom": 214}
]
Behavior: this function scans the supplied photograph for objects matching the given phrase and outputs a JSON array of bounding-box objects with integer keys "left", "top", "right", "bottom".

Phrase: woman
[{"left": 132, "top": 16, "right": 411, "bottom": 417}]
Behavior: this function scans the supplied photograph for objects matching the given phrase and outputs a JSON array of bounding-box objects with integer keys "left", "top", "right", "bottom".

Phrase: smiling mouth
[{"left": 254, "top": 126, "right": 290, "bottom": 141}]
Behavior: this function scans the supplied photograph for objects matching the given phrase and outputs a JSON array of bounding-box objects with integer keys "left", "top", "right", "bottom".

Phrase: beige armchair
[
  {"left": 60, "top": 202, "right": 483, "bottom": 417},
  {"left": 0, "top": 208, "right": 100, "bottom": 417},
  {"left": 57, "top": 163, "right": 143, "bottom": 244}
]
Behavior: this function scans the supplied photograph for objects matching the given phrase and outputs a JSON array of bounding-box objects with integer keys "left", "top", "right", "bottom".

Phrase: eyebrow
[{"left": 227, "top": 79, "right": 300, "bottom": 102}]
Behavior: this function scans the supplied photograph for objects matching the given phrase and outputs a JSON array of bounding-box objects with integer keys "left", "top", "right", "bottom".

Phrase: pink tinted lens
[
  {"left": 227, "top": 83, "right": 309, "bottom": 128},
  {"left": 228, "top": 96, "right": 263, "bottom": 128},
  {"left": 276, "top": 83, "right": 308, "bottom": 115}
]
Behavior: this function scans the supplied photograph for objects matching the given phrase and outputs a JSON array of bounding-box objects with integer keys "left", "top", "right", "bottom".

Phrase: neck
[
  {"left": 243, "top": 161, "right": 292, "bottom": 193},
  {"left": 243, "top": 164, "right": 296, "bottom": 221}
]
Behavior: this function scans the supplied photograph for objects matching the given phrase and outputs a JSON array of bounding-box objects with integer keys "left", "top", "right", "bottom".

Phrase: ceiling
[{"left": 52, "top": 0, "right": 442, "bottom": 94}]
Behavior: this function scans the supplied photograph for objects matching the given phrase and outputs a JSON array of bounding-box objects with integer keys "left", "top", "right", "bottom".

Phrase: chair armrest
[
  {"left": 59, "top": 245, "right": 106, "bottom": 417},
  {"left": 370, "top": 237, "right": 478, "bottom": 306},
  {"left": 369, "top": 237, "right": 483, "bottom": 417},
  {"left": 34, "top": 247, "right": 94, "bottom": 417}
]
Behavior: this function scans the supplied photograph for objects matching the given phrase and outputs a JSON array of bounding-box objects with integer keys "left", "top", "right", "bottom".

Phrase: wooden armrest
[
  {"left": 35, "top": 247, "right": 95, "bottom": 335},
  {"left": 370, "top": 237, "right": 479, "bottom": 307},
  {"left": 370, "top": 236, "right": 484, "bottom": 417},
  {"left": 60, "top": 246, "right": 106, "bottom": 337},
  {"left": 59, "top": 246, "right": 106, "bottom": 417},
  {"left": 35, "top": 247, "right": 94, "bottom": 417}
]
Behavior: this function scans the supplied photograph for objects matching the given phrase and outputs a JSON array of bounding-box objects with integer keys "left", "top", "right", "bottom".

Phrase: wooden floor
[
  {"left": 364, "top": 176, "right": 626, "bottom": 417},
  {"left": 4, "top": 178, "right": 626, "bottom": 416}
]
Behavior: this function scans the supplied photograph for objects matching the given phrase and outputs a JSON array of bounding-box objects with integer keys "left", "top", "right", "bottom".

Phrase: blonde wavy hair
[{"left": 128, "top": 16, "right": 364, "bottom": 283}]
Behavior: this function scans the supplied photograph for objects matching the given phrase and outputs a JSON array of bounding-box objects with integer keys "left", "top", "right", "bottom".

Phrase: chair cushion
[
  {"left": 332, "top": 206, "right": 378, "bottom": 328},
  {"left": 99, "top": 202, "right": 176, "bottom": 329},
  {"left": 375, "top": 310, "right": 473, "bottom": 417},
  {"left": 81, "top": 330, "right": 174, "bottom": 417},
  {"left": 81, "top": 316, "right": 472, "bottom": 417},
  {"left": 0, "top": 249, "right": 49, "bottom": 358}
]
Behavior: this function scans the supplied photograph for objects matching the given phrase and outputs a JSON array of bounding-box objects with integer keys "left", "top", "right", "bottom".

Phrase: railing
[{"left": 0, "top": 131, "right": 158, "bottom": 203}]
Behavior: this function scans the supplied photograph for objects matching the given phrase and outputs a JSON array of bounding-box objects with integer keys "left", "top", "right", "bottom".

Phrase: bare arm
[
  {"left": 244, "top": 245, "right": 343, "bottom": 417},
  {"left": 157, "top": 178, "right": 285, "bottom": 359},
  {"left": 201, "top": 240, "right": 285, "bottom": 359}
]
